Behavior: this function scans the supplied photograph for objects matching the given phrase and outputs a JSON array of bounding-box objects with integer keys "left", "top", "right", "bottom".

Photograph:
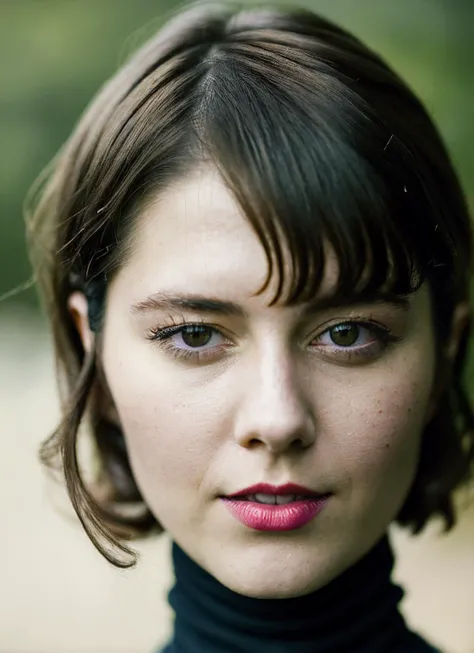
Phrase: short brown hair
[{"left": 26, "top": 2, "right": 474, "bottom": 567}]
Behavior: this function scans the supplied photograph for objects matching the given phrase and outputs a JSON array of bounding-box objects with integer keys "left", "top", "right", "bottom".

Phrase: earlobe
[
  {"left": 68, "top": 291, "right": 120, "bottom": 424},
  {"left": 445, "top": 301, "right": 471, "bottom": 362},
  {"left": 68, "top": 291, "right": 95, "bottom": 353},
  {"left": 425, "top": 301, "right": 471, "bottom": 425}
]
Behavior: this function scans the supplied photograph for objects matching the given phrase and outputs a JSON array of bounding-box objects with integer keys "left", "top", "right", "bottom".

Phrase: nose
[{"left": 233, "top": 347, "right": 316, "bottom": 454}]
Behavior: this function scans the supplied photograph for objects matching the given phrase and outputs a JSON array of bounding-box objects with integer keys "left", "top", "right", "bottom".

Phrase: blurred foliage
[{"left": 0, "top": 0, "right": 472, "bottom": 312}]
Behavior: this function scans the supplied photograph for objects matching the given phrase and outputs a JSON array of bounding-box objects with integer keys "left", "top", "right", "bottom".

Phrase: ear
[
  {"left": 68, "top": 290, "right": 95, "bottom": 354},
  {"left": 68, "top": 290, "right": 120, "bottom": 424},
  {"left": 444, "top": 301, "right": 471, "bottom": 363},
  {"left": 426, "top": 301, "right": 471, "bottom": 423}
]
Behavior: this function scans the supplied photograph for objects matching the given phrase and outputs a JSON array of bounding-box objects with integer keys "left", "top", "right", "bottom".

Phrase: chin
[
  {"left": 220, "top": 568, "right": 323, "bottom": 599},
  {"left": 211, "top": 547, "right": 336, "bottom": 599},
  {"left": 233, "top": 581, "right": 315, "bottom": 600}
]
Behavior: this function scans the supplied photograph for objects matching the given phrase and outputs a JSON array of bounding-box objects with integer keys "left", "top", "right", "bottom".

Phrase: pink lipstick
[{"left": 221, "top": 483, "right": 330, "bottom": 531}]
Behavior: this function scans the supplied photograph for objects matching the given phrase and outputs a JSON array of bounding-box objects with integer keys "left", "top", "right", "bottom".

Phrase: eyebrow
[
  {"left": 131, "top": 293, "right": 247, "bottom": 317},
  {"left": 130, "top": 290, "right": 411, "bottom": 318}
]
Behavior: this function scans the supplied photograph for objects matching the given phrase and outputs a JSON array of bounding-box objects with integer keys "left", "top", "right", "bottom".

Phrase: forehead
[{"left": 123, "top": 167, "right": 340, "bottom": 302}]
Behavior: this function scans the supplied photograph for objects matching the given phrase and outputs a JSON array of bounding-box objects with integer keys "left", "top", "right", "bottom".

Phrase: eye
[
  {"left": 312, "top": 321, "right": 400, "bottom": 360},
  {"left": 171, "top": 325, "right": 224, "bottom": 350},
  {"left": 324, "top": 323, "right": 365, "bottom": 348},
  {"left": 147, "top": 322, "right": 231, "bottom": 363}
]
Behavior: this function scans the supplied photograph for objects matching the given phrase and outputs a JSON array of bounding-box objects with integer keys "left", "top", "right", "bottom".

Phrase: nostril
[
  {"left": 296, "top": 435, "right": 314, "bottom": 449},
  {"left": 246, "top": 437, "right": 263, "bottom": 449}
]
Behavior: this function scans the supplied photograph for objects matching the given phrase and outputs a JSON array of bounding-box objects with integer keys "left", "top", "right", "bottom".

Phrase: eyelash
[
  {"left": 146, "top": 318, "right": 402, "bottom": 364},
  {"left": 147, "top": 319, "right": 230, "bottom": 363}
]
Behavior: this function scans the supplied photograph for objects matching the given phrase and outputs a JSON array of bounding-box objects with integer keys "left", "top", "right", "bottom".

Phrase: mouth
[
  {"left": 220, "top": 484, "right": 331, "bottom": 531},
  {"left": 225, "top": 482, "right": 326, "bottom": 502},
  {"left": 231, "top": 493, "right": 318, "bottom": 505}
]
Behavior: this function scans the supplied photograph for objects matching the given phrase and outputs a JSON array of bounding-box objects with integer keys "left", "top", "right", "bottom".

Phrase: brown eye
[
  {"left": 181, "top": 325, "right": 213, "bottom": 348},
  {"left": 329, "top": 324, "right": 360, "bottom": 347}
]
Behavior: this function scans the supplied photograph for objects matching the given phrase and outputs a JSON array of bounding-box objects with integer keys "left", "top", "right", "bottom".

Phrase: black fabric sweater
[{"left": 160, "top": 535, "right": 441, "bottom": 653}]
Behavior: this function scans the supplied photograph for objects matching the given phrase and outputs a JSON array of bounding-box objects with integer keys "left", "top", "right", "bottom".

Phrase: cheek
[
  {"left": 323, "top": 356, "right": 434, "bottom": 507},
  {"left": 101, "top": 339, "right": 230, "bottom": 506}
]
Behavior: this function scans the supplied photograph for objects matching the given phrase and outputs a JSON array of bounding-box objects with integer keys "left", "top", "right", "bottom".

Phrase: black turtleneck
[{"left": 160, "top": 535, "right": 440, "bottom": 653}]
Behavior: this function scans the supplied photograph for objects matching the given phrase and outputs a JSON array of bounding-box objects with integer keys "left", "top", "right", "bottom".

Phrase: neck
[{"left": 163, "top": 535, "right": 435, "bottom": 653}]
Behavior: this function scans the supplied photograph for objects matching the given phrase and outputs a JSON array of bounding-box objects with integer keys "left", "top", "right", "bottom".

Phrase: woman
[{"left": 26, "top": 3, "right": 473, "bottom": 652}]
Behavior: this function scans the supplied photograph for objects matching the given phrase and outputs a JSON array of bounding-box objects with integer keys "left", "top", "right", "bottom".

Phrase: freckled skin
[{"left": 100, "top": 168, "right": 437, "bottom": 599}]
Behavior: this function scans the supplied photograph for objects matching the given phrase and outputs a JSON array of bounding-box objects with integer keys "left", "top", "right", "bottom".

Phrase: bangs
[{"left": 196, "top": 40, "right": 433, "bottom": 305}]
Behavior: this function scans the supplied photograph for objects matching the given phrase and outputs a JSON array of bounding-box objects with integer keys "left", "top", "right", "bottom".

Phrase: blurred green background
[{"left": 0, "top": 0, "right": 472, "bottom": 309}]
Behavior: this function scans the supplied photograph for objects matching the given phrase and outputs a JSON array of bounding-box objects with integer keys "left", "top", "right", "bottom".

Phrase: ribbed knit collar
[{"left": 163, "top": 535, "right": 438, "bottom": 653}]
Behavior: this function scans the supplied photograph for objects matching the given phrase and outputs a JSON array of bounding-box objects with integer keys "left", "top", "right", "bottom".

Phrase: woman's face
[{"left": 99, "top": 167, "right": 437, "bottom": 598}]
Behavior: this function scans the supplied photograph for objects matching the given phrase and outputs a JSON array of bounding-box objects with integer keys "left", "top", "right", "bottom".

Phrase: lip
[
  {"left": 222, "top": 483, "right": 331, "bottom": 532},
  {"left": 227, "top": 483, "right": 321, "bottom": 498},
  {"left": 221, "top": 495, "right": 330, "bottom": 531}
]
